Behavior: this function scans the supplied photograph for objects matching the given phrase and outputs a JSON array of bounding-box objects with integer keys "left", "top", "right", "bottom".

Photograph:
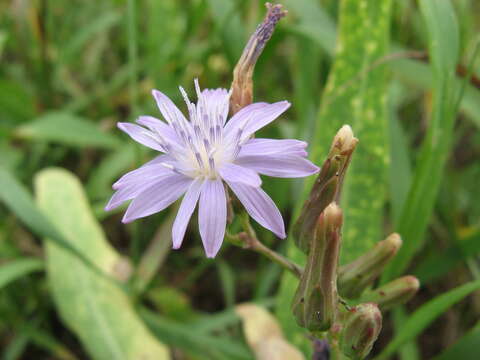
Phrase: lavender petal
[
  {"left": 113, "top": 159, "right": 174, "bottom": 189},
  {"left": 136, "top": 115, "right": 183, "bottom": 147},
  {"left": 198, "top": 179, "right": 227, "bottom": 258},
  {"left": 117, "top": 122, "right": 165, "bottom": 152},
  {"left": 201, "top": 88, "right": 230, "bottom": 124},
  {"left": 105, "top": 183, "right": 147, "bottom": 211},
  {"left": 223, "top": 102, "right": 268, "bottom": 135},
  {"left": 152, "top": 89, "right": 188, "bottom": 125},
  {"left": 172, "top": 179, "right": 203, "bottom": 249},
  {"left": 122, "top": 173, "right": 192, "bottom": 223},
  {"left": 239, "top": 138, "right": 308, "bottom": 157},
  {"left": 224, "top": 101, "right": 290, "bottom": 140},
  {"left": 218, "top": 163, "right": 261, "bottom": 187},
  {"left": 226, "top": 180, "right": 286, "bottom": 238},
  {"left": 236, "top": 154, "right": 319, "bottom": 178}
]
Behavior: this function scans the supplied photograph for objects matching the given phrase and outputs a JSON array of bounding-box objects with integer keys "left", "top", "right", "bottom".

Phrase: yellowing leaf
[
  {"left": 35, "top": 168, "right": 170, "bottom": 360},
  {"left": 236, "top": 304, "right": 305, "bottom": 360}
]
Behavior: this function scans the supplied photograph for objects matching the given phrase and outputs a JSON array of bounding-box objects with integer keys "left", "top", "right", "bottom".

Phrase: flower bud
[
  {"left": 292, "top": 203, "right": 342, "bottom": 331},
  {"left": 340, "top": 303, "right": 382, "bottom": 360},
  {"left": 330, "top": 125, "right": 357, "bottom": 157},
  {"left": 361, "top": 276, "right": 420, "bottom": 311},
  {"left": 294, "top": 125, "right": 357, "bottom": 254},
  {"left": 230, "top": 3, "right": 287, "bottom": 114},
  {"left": 338, "top": 233, "right": 402, "bottom": 299}
]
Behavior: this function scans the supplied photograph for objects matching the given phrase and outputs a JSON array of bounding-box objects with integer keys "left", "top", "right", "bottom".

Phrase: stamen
[
  {"left": 194, "top": 125, "right": 202, "bottom": 140},
  {"left": 209, "top": 126, "right": 216, "bottom": 143},
  {"left": 194, "top": 152, "right": 204, "bottom": 168},
  {"left": 208, "top": 157, "right": 216, "bottom": 172},
  {"left": 203, "top": 138, "right": 211, "bottom": 152},
  {"left": 215, "top": 125, "right": 222, "bottom": 140}
]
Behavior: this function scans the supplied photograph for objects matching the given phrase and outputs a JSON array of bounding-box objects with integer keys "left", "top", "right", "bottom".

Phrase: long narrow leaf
[
  {"left": 374, "top": 280, "right": 480, "bottom": 359},
  {"left": 382, "top": 0, "right": 460, "bottom": 281},
  {"left": 0, "top": 258, "right": 43, "bottom": 289}
]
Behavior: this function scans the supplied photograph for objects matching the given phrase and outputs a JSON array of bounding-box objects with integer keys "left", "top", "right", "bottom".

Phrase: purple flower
[{"left": 106, "top": 80, "right": 319, "bottom": 257}]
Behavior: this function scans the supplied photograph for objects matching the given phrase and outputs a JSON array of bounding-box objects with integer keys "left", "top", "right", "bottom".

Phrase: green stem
[{"left": 228, "top": 213, "right": 303, "bottom": 278}]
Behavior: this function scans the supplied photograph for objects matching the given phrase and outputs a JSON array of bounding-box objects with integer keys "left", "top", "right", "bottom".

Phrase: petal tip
[{"left": 121, "top": 215, "right": 132, "bottom": 224}]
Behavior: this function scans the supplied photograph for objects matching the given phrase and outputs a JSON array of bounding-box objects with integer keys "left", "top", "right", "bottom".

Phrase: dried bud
[
  {"left": 292, "top": 203, "right": 342, "bottom": 331},
  {"left": 340, "top": 303, "right": 382, "bottom": 360},
  {"left": 230, "top": 3, "right": 287, "bottom": 114},
  {"left": 338, "top": 233, "right": 402, "bottom": 299},
  {"left": 361, "top": 276, "right": 420, "bottom": 311},
  {"left": 294, "top": 125, "right": 358, "bottom": 253}
]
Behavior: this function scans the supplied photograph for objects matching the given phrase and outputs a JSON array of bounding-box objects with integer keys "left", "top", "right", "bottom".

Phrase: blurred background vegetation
[{"left": 0, "top": 0, "right": 479, "bottom": 359}]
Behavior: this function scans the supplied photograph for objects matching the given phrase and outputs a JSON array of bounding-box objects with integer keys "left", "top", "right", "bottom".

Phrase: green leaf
[
  {"left": 277, "top": 1, "right": 392, "bottom": 355},
  {"left": 206, "top": 0, "right": 244, "bottom": 63},
  {"left": 0, "top": 258, "right": 44, "bottom": 289},
  {"left": 59, "top": 12, "right": 121, "bottom": 65},
  {"left": 374, "top": 280, "right": 480, "bottom": 360},
  {"left": 35, "top": 168, "right": 170, "bottom": 360},
  {"left": 86, "top": 144, "right": 136, "bottom": 200},
  {"left": 392, "top": 307, "right": 420, "bottom": 360},
  {"left": 414, "top": 230, "right": 480, "bottom": 283},
  {"left": 140, "top": 308, "right": 252, "bottom": 360},
  {"left": 311, "top": 0, "right": 393, "bottom": 264},
  {"left": 433, "top": 321, "right": 480, "bottom": 360},
  {"left": 217, "top": 260, "right": 236, "bottom": 308},
  {"left": 388, "top": 83, "right": 412, "bottom": 226},
  {"left": 15, "top": 112, "right": 120, "bottom": 149},
  {"left": 0, "top": 80, "right": 35, "bottom": 124},
  {"left": 283, "top": 0, "right": 336, "bottom": 56},
  {"left": 0, "top": 166, "right": 98, "bottom": 270},
  {"left": 133, "top": 212, "right": 175, "bottom": 295},
  {"left": 382, "top": 0, "right": 460, "bottom": 282}
]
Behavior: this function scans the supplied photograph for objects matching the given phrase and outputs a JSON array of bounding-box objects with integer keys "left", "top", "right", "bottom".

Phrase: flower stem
[{"left": 227, "top": 213, "right": 303, "bottom": 278}]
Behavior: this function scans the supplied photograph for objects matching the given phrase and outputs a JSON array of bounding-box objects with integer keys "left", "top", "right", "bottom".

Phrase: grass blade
[
  {"left": 0, "top": 258, "right": 43, "bottom": 289},
  {"left": 140, "top": 307, "right": 252, "bottom": 360},
  {"left": 14, "top": 112, "right": 120, "bottom": 149},
  {"left": 382, "top": 0, "right": 460, "bottom": 282},
  {"left": 374, "top": 280, "right": 480, "bottom": 359},
  {"left": 0, "top": 166, "right": 99, "bottom": 272},
  {"left": 433, "top": 321, "right": 480, "bottom": 360}
]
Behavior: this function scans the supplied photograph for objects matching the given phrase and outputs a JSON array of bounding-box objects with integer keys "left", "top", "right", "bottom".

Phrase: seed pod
[
  {"left": 338, "top": 233, "right": 402, "bottom": 299},
  {"left": 292, "top": 203, "right": 342, "bottom": 331},
  {"left": 294, "top": 125, "right": 357, "bottom": 254},
  {"left": 340, "top": 303, "right": 382, "bottom": 360},
  {"left": 361, "top": 276, "right": 420, "bottom": 310}
]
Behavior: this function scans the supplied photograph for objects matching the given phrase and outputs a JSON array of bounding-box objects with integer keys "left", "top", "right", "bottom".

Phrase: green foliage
[
  {"left": 1, "top": 0, "right": 480, "bottom": 358},
  {"left": 433, "top": 321, "right": 480, "bottom": 360},
  {"left": 374, "top": 280, "right": 480, "bottom": 359},
  {"left": 314, "top": 0, "right": 392, "bottom": 264},
  {"left": 0, "top": 258, "right": 43, "bottom": 289},
  {"left": 382, "top": 0, "right": 461, "bottom": 282},
  {"left": 141, "top": 308, "right": 252, "bottom": 360},
  {"left": 35, "top": 168, "right": 169, "bottom": 360},
  {"left": 15, "top": 112, "right": 121, "bottom": 149}
]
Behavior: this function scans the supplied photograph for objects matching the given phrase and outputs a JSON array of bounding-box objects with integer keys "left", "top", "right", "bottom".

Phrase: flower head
[{"left": 106, "top": 80, "right": 319, "bottom": 257}]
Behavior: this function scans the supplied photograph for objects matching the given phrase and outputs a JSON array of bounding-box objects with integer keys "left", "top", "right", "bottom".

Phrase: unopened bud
[
  {"left": 230, "top": 3, "right": 287, "bottom": 114},
  {"left": 340, "top": 303, "right": 382, "bottom": 360},
  {"left": 294, "top": 126, "right": 357, "bottom": 253},
  {"left": 361, "top": 276, "right": 420, "bottom": 311},
  {"left": 338, "top": 233, "right": 402, "bottom": 299},
  {"left": 330, "top": 125, "right": 357, "bottom": 157},
  {"left": 292, "top": 203, "right": 342, "bottom": 331}
]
